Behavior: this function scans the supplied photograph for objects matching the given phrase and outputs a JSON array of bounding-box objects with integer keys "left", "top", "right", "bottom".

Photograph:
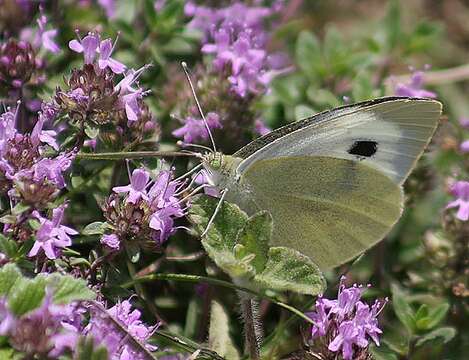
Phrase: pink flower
[
  {"left": 460, "top": 140, "right": 469, "bottom": 153},
  {"left": 28, "top": 205, "right": 78, "bottom": 259},
  {"left": 100, "top": 233, "right": 120, "bottom": 250},
  {"left": 113, "top": 168, "right": 150, "bottom": 204},
  {"left": 446, "top": 181, "right": 469, "bottom": 221},
  {"left": 69, "top": 32, "right": 100, "bottom": 64},
  {"left": 172, "top": 112, "right": 222, "bottom": 144},
  {"left": 37, "top": 11, "right": 60, "bottom": 54},
  {"left": 98, "top": 37, "right": 126, "bottom": 74},
  {"left": 394, "top": 70, "right": 437, "bottom": 98}
]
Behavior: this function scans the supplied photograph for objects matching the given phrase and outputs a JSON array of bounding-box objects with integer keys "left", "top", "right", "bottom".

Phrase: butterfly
[{"left": 200, "top": 97, "right": 442, "bottom": 270}]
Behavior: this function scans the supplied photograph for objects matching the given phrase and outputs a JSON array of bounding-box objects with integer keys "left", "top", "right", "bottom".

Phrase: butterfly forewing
[{"left": 235, "top": 97, "right": 442, "bottom": 185}]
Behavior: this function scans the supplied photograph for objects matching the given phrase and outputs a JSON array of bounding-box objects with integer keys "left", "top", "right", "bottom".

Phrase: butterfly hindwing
[{"left": 240, "top": 156, "right": 403, "bottom": 269}]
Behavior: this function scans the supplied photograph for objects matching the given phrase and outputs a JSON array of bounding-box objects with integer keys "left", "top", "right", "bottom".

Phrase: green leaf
[
  {"left": 323, "top": 26, "right": 348, "bottom": 75},
  {"left": 415, "top": 327, "right": 456, "bottom": 347},
  {"left": 184, "top": 298, "right": 200, "bottom": 339},
  {"left": 0, "top": 215, "right": 17, "bottom": 224},
  {"left": 352, "top": 70, "right": 375, "bottom": 101},
  {"left": 47, "top": 273, "right": 95, "bottom": 304},
  {"left": 8, "top": 276, "right": 47, "bottom": 316},
  {"left": 208, "top": 300, "right": 240, "bottom": 360},
  {"left": 188, "top": 196, "right": 252, "bottom": 278},
  {"left": 391, "top": 284, "right": 416, "bottom": 334},
  {"left": 0, "top": 263, "right": 22, "bottom": 296},
  {"left": 308, "top": 88, "right": 340, "bottom": 108},
  {"left": 415, "top": 302, "right": 450, "bottom": 331},
  {"left": 295, "top": 31, "right": 322, "bottom": 80},
  {"left": 369, "top": 343, "right": 399, "bottom": 360},
  {"left": 82, "top": 221, "right": 109, "bottom": 236},
  {"left": 11, "top": 202, "right": 30, "bottom": 216},
  {"left": 143, "top": 0, "right": 158, "bottom": 27},
  {"left": 237, "top": 212, "right": 271, "bottom": 273},
  {"left": 71, "top": 176, "right": 85, "bottom": 189},
  {"left": 384, "top": 0, "right": 401, "bottom": 50},
  {"left": 255, "top": 247, "right": 325, "bottom": 295},
  {"left": 0, "top": 348, "right": 23, "bottom": 360},
  {"left": 27, "top": 219, "right": 41, "bottom": 231},
  {"left": 0, "top": 234, "right": 19, "bottom": 258}
]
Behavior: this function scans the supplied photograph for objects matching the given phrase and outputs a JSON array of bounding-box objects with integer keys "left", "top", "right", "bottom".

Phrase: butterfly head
[{"left": 201, "top": 152, "right": 241, "bottom": 187}]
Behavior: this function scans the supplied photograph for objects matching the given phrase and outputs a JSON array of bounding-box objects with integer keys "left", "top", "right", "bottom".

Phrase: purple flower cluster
[
  {"left": 394, "top": 69, "right": 437, "bottom": 98},
  {"left": 172, "top": 111, "right": 222, "bottom": 144},
  {"left": 185, "top": 1, "right": 286, "bottom": 98},
  {"left": 43, "top": 31, "right": 156, "bottom": 139},
  {"left": 69, "top": 32, "right": 125, "bottom": 74},
  {"left": 0, "top": 106, "right": 76, "bottom": 258},
  {"left": 101, "top": 167, "right": 186, "bottom": 251},
  {"left": 84, "top": 299, "right": 157, "bottom": 359},
  {"left": 0, "top": 293, "right": 83, "bottom": 357},
  {"left": 306, "top": 277, "right": 387, "bottom": 360},
  {"left": 0, "top": 294, "right": 156, "bottom": 359}
]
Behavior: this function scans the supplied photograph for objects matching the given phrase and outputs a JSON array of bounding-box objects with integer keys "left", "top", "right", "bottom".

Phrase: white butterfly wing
[{"left": 235, "top": 97, "right": 442, "bottom": 184}]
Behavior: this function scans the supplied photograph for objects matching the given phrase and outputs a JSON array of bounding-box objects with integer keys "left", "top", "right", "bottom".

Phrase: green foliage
[
  {"left": 389, "top": 284, "right": 456, "bottom": 356},
  {"left": 0, "top": 264, "right": 95, "bottom": 316},
  {"left": 82, "top": 221, "right": 111, "bottom": 235},
  {"left": 188, "top": 196, "right": 326, "bottom": 295}
]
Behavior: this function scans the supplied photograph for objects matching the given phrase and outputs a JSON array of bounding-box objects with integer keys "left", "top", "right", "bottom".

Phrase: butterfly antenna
[
  {"left": 181, "top": 61, "right": 217, "bottom": 153},
  {"left": 176, "top": 140, "right": 212, "bottom": 154}
]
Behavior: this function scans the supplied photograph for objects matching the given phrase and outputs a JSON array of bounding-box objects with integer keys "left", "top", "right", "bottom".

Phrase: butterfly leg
[{"left": 201, "top": 188, "right": 228, "bottom": 237}]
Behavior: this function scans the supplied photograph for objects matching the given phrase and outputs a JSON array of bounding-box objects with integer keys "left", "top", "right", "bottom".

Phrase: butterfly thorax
[{"left": 202, "top": 152, "right": 243, "bottom": 189}]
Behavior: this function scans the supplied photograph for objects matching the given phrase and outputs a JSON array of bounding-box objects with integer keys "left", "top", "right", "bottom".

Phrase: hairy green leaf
[
  {"left": 391, "top": 284, "right": 415, "bottom": 334},
  {"left": 47, "top": 273, "right": 96, "bottom": 304},
  {"left": 0, "top": 263, "right": 22, "bottom": 296},
  {"left": 8, "top": 276, "right": 47, "bottom": 316},
  {"left": 255, "top": 247, "right": 326, "bottom": 295},
  {"left": 415, "top": 327, "right": 456, "bottom": 348},
  {"left": 82, "top": 221, "right": 110, "bottom": 235},
  {"left": 237, "top": 211, "right": 271, "bottom": 273}
]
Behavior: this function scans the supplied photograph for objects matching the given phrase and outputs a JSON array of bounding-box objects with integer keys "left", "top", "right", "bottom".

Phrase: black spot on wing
[{"left": 348, "top": 140, "right": 378, "bottom": 158}]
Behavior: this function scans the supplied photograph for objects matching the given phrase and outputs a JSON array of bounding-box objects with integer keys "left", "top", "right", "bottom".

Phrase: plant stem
[
  {"left": 238, "top": 291, "right": 263, "bottom": 360},
  {"left": 76, "top": 151, "right": 197, "bottom": 160},
  {"left": 126, "top": 259, "right": 166, "bottom": 324},
  {"left": 123, "top": 273, "right": 315, "bottom": 325}
]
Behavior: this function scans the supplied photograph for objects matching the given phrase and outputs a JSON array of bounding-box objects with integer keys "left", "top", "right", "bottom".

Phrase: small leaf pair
[{"left": 188, "top": 195, "right": 326, "bottom": 295}]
